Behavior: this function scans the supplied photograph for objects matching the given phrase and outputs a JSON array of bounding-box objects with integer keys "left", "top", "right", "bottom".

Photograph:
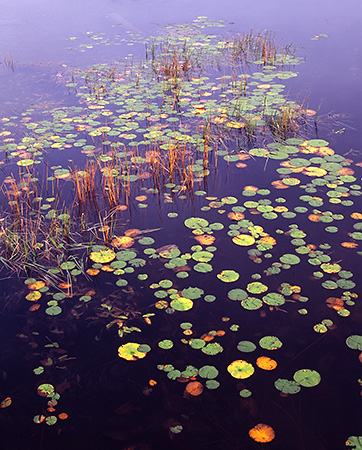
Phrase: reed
[
  {"left": 3, "top": 53, "right": 14, "bottom": 70},
  {"left": 229, "top": 30, "right": 293, "bottom": 65}
]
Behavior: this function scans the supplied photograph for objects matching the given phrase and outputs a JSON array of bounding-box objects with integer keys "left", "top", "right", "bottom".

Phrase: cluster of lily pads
[{"left": 0, "top": 17, "right": 361, "bottom": 449}]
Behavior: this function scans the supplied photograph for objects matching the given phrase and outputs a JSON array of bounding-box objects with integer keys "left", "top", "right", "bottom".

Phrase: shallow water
[{"left": 0, "top": 2, "right": 361, "bottom": 450}]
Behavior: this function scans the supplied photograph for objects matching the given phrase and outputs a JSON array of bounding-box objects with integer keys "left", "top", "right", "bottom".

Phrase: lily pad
[
  {"left": 217, "top": 270, "right": 239, "bottom": 282},
  {"left": 259, "top": 336, "right": 283, "bottom": 350},
  {"left": 247, "top": 281, "right": 268, "bottom": 294},
  {"left": 184, "top": 217, "right": 209, "bottom": 229},
  {"left": 228, "top": 288, "right": 248, "bottom": 301},
  {"left": 293, "top": 369, "right": 321, "bottom": 387},
  {"left": 232, "top": 234, "right": 256, "bottom": 246},
  {"left": 118, "top": 342, "right": 148, "bottom": 361},
  {"left": 227, "top": 360, "right": 255, "bottom": 379},
  {"left": 170, "top": 297, "right": 193, "bottom": 311},
  {"left": 199, "top": 365, "right": 219, "bottom": 379},
  {"left": 346, "top": 335, "right": 362, "bottom": 350},
  {"left": 279, "top": 253, "right": 300, "bottom": 265},
  {"left": 274, "top": 378, "right": 301, "bottom": 394},
  {"left": 89, "top": 249, "right": 116, "bottom": 263}
]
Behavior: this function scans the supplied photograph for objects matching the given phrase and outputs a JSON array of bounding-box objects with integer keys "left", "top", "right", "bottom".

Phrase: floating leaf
[
  {"left": 217, "top": 270, "right": 239, "bottom": 282},
  {"left": 239, "top": 389, "right": 252, "bottom": 398},
  {"left": 237, "top": 341, "right": 257, "bottom": 353},
  {"left": 262, "top": 292, "right": 285, "bottom": 306},
  {"left": 249, "top": 423, "right": 275, "bottom": 443},
  {"left": 274, "top": 378, "right": 301, "bottom": 394},
  {"left": 190, "top": 339, "right": 206, "bottom": 349},
  {"left": 194, "top": 234, "right": 215, "bottom": 245},
  {"left": 199, "top": 365, "right": 219, "bottom": 379},
  {"left": 89, "top": 249, "right": 116, "bottom": 263},
  {"left": 33, "top": 415, "right": 46, "bottom": 424},
  {"left": 227, "top": 360, "right": 254, "bottom": 379},
  {"left": 60, "top": 261, "right": 76, "bottom": 270},
  {"left": 259, "top": 336, "right": 283, "bottom": 350},
  {"left": 232, "top": 234, "right": 256, "bottom": 246},
  {"left": 228, "top": 288, "right": 248, "bottom": 301},
  {"left": 206, "top": 380, "right": 220, "bottom": 389},
  {"left": 346, "top": 335, "right": 362, "bottom": 351},
  {"left": 37, "top": 384, "right": 55, "bottom": 397},
  {"left": 170, "top": 297, "right": 193, "bottom": 311},
  {"left": 256, "top": 356, "right": 278, "bottom": 370},
  {"left": 241, "top": 297, "right": 263, "bottom": 310},
  {"left": 202, "top": 342, "right": 223, "bottom": 355},
  {"left": 26, "top": 291, "right": 41, "bottom": 302},
  {"left": 346, "top": 436, "right": 362, "bottom": 450},
  {"left": 279, "top": 253, "right": 300, "bottom": 265},
  {"left": 247, "top": 282, "right": 268, "bottom": 294},
  {"left": 118, "top": 342, "right": 148, "bottom": 361},
  {"left": 158, "top": 339, "right": 173, "bottom": 349},
  {"left": 293, "top": 369, "right": 321, "bottom": 387},
  {"left": 182, "top": 287, "right": 204, "bottom": 299},
  {"left": 45, "top": 416, "right": 57, "bottom": 426},
  {"left": 17, "top": 159, "right": 34, "bottom": 167},
  {"left": 111, "top": 236, "right": 135, "bottom": 248},
  {"left": 184, "top": 217, "right": 209, "bottom": 229},
  {"left": 185, "top": 381, "right": 203, "bottom": 396},
  {"left": 45, "top": 305, "right": 62, "bottom": 316},
  {"left": 0, "top": 397, "right": 12, "bottom": 408}
]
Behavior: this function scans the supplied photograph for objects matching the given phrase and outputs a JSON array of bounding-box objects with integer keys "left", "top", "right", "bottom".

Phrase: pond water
[{"left": 0, "top": 1, "right": 361, "bottom": 450}]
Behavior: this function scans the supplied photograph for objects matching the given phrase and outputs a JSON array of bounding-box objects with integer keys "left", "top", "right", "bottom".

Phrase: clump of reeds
[
  {"left": 228, "top": 30, "right": 294, "bottom": 65},
  {"left": 267, "top": 101, "right": 307, "bottom": 139},
  {"left": 3, "top": 53, "right": 14, "bottom": 71}
]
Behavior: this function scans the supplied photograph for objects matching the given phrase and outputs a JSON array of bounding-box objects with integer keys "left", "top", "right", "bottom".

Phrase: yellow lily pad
[{"left": 89, "top": 249, "right": 116, "bottom": 263}]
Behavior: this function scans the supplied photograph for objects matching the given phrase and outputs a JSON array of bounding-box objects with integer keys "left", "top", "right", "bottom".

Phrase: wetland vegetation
[{"left": 0, "top": 14, "right": 361, "bottom": 450}]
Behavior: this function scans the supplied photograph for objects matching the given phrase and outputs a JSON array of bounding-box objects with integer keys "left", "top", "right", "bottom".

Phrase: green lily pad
[
  {"left": 194, "top": 262, "right": 213, "bottom": 273},
  {"left": 346, "top": 335, "right": 362, "bottom": 350},
  {"left": 241, "top": 297, "right": 263, "bottom": 310},
  {"left": 170, "top": 297, "right": 193, "bottom": 311},
  {"left": 239, "top": 389, "right": 252, "bottom": 398},
  {"left": 279, "top": 254, "right": 300, "bottom": 265},
  {"left": 17, "top": 159, "right": 34, "bottom": 167},
  {"left": 305, "top": 139, "right": 329, "bottom": 147},
  {"left": 274, "top": 378, "right": 301, "bottom": 394},
  {"left": 247, "top": 281, "right": 268, "bottom": 294},
  {"left": 346, "top": 436, "right": 362, "bottom": 450},
  {"left": 45, "top": 306, "right": 62, "bottom": 316},
  {"left": 262, "top": 292, "right": 285, "bottom": 306},
  {"left": 206, "top": 380, "right": 220, "bottom": 389},
  {"left": 217, "top": 270, "right": 239, "bottom": 282},
  {"left": 190, "top": 339, "right": 206, "bottom": 349},
  {"left": 202, "top": 342, "right": 223, "bottom": 355},
  {"left": 225, "top": 287, "right": 247, "bottom": 301},
  {"left": 184, "top": 217, "right": 209, "bottom": 229},
  {"left": 158, "top": 339, "right": 174, "bottom": 349},
  {"left": 192, "top": 250, "right": 214, "bottom": 262},
  {"left": 182, "top": 286, "right": 204, "bottom": 299},
  {"left": 259, "top": 336, "right": 283, "bottom": 350},
  {"left": 199, "top": 365, "right": 219, "bottom": 379},
  {"left": 293, "top": 369, "right": 321, "bottom": 387},
  {"left": 237, "top": 341, "right": 257, "bottom": 353},
  {"left": 37, "top": 383, "right": 55, "bottom": 397}
]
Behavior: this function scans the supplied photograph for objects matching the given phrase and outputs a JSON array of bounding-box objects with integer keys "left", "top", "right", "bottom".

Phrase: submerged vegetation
[{"left": 0, "top": 17, "right": 361, "bottom": 450}]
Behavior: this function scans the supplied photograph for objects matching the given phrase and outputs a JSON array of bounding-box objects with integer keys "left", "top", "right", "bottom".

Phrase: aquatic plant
[{"left": 0, "top": 17, "right": 360, "bottom": 450}]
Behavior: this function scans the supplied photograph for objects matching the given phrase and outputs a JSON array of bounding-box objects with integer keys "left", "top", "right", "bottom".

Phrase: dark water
[{"left": 0, "top": 2, "right": 361, "bottom": 450}]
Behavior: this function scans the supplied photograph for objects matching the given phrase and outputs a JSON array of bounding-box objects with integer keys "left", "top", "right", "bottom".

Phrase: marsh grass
[
  {"left": 2, "top": 53, "right": 14, "bottom": 71},
  {"left": 0, "top": 28, "right": 310, "bottom": 280},
  {"left": 228, "top": 30, "right": 295, "bottom": 65}
]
